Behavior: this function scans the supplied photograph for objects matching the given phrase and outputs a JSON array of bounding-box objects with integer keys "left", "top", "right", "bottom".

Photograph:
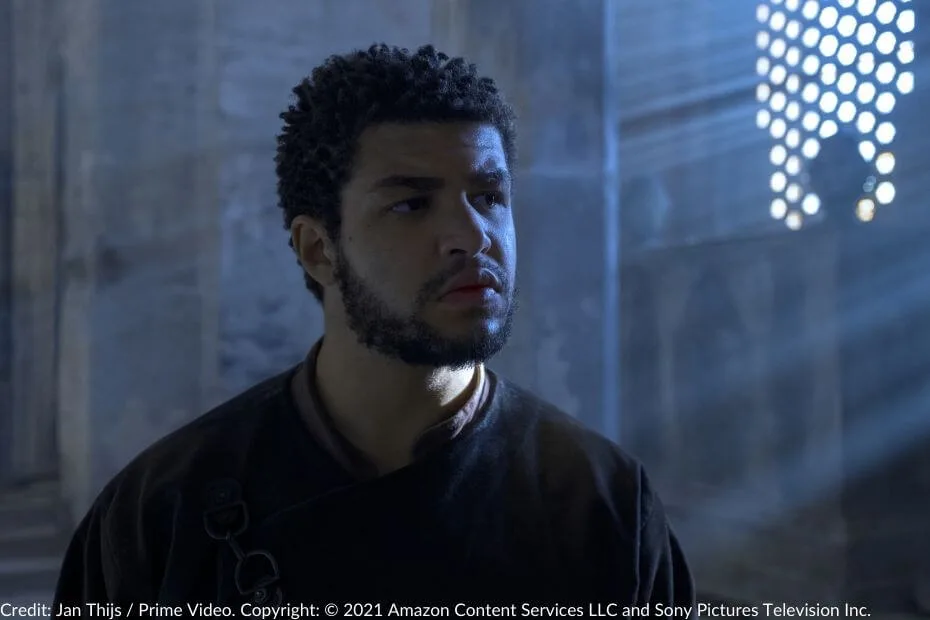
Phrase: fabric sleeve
[
  {"left": 636, "top": 475, "right": 697, "bottom": 615},
  {"left": 52, "top": 503, "right": 117, "bottom": 612}
]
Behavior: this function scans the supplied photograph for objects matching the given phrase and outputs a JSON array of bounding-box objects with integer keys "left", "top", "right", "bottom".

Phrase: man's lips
[
  {"left": 438, "top": 270, "right": 503, "bottom": 298},
  {"left": 439, "top": 283, "right": 499, "bottom": 305}
]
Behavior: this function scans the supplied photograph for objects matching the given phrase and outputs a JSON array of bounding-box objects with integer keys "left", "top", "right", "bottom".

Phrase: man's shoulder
[
  {"left": 93, "top": 367, "right": 296, "bottom": 514},
  {"left": 489, "top": 373, "right": 645, "bottom": 491},
  {"left": 487, "top": 373, "right": 656, "bottom": 542}
]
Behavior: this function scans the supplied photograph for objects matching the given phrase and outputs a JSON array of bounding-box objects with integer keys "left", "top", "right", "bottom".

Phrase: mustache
[{"left": 422, "top": 257, "right": 509, "bottom": 297}]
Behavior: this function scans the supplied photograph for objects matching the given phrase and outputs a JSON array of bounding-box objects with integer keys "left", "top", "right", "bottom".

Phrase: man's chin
[
  {"left": 439, "top": 327, "right": 510, "bottom": 361},
  {"left": 427, "top": 316, "right": 508, "bottom": 344},
  {"left": 426, "top": 341, "right": 506, "bottom": 368}
]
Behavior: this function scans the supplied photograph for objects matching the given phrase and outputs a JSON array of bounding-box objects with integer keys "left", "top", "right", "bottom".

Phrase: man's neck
[{"left": 313, "top": 331, "right": 479, "bottom": 471}]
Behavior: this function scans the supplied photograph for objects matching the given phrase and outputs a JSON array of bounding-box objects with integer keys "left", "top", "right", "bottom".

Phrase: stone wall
[
  {"left": 7, "top": 0, "right": 61, "bottom": 483},
  {"left": 0, "top": 0, "right": 14, "bottom": 480},
  {"left": 622, "top": 229, "right": 847, "bottom": 603},
  {"left": 56, "top": 0, "right": 221, "bottom": 518},
  {"left": 614, "top": 1, "right": 930, "bottom": 611}
]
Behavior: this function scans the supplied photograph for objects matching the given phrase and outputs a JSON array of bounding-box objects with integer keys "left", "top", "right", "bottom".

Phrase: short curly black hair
[{"left": 274, "top": 43, "right": 518, "bottom": 303}]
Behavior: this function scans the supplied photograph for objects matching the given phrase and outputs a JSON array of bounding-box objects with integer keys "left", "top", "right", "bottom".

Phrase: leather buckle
[{"left": 203, "top": 479, "right": 249, "bottom": 539}]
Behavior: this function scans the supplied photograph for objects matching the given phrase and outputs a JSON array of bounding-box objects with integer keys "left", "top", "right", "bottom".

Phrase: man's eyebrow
[
  {"left": 367, "top": 168, "right": 511, "bottom": 192},
  {"left": 472, "top": 168, "right": 512, "bottom": 186},
  {"left": 369, "top": 176, "right": 444, "bottom": 192}
]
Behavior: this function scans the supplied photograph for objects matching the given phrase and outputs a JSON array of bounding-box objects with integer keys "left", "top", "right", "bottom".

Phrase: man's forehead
[{"left": 354, "top": 122, "right": 507, "bottom": 173}]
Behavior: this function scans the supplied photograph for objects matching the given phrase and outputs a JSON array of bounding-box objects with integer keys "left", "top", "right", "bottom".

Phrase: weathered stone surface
[
  {"left": 504, "top": 172, "right": 611, "bottom": 431},
  {"left": 56, "top": 0, "right": 220, "bottom": 517},
  {"left": 8, "top": 0, "right": 60, "bottom": 482},
  {"left": 0, "top": 0, "right": 14, "bottom": 480},
  {"left": 625, "top": 230, "right": 846, "bottom": 603}
]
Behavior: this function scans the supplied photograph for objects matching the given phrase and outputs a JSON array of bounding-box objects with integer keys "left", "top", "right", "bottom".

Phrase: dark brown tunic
[{"left": 52, "top": 352, "right": 695, "bottom": 612}]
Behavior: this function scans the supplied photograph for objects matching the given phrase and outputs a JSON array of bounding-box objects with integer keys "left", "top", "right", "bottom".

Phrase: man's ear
[{"left": 290, "top": 215, "right": 337, "bottom": 289}]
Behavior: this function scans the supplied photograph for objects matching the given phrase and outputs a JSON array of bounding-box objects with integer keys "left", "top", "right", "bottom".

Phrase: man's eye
[
  {"left": 390, "top": 197, "right": 429, "bottom": 213},
  {"left": 474, "top": 192, "right": 506, "bottom": 208}
]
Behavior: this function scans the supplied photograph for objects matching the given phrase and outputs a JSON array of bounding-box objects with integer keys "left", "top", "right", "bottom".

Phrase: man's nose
[{"left": 437, "top": 193, "right": 492, "bottom": 257}]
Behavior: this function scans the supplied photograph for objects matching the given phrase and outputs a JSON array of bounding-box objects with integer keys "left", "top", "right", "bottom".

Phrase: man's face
[{"left": 332, "top": 122, "right": 518, "bottom": 369}]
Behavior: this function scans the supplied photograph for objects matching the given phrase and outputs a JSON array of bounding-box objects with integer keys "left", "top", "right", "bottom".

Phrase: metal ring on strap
[{"left": 202, "top": 478, "right": 284, "bottom": 605}]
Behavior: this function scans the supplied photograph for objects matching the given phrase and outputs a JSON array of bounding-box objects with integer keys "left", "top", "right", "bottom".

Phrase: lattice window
[{"left": 756, "top": 0, "right": 915, "bottom": 228}]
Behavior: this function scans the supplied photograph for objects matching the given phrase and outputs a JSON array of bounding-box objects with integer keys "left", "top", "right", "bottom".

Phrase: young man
[{"left": 53, "top": 44, "right": 695, "bottom": 610}]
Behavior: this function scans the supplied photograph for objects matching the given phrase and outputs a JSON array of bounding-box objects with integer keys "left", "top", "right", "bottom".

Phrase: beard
[{"left": 333, "top": 245, "right": 517, "bottom": 369}]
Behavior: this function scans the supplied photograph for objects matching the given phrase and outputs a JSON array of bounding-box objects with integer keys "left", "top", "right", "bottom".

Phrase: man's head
[{"left": 275, "top": 44, "right": 519, "bottom": 369}]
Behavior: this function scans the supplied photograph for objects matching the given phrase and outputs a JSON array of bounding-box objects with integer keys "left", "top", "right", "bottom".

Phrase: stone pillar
[
  {"left": 8, "top": 0, "right": 62, "bottom": 482},
  {"left": 0, "top": 0, "right": 13, "bottom": 480},
  {"left": 431, "top": 0, "right": 622, "bottom": 438},
  {"left": 56, "top": 0, "right": 220, "bottom": 521},
  {"left": 56, "top": 0, "right": 98, "bottom": 523}
]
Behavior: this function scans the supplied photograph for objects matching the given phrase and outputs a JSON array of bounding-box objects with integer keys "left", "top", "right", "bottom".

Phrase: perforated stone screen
[{"left": 756, "top": 0, "right": 915, "bottom": 228}]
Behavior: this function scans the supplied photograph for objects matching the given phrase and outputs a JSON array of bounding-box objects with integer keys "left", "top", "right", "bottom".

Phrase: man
[{"left": 53, "top": 44, "right": 695, "bottom": 609}]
